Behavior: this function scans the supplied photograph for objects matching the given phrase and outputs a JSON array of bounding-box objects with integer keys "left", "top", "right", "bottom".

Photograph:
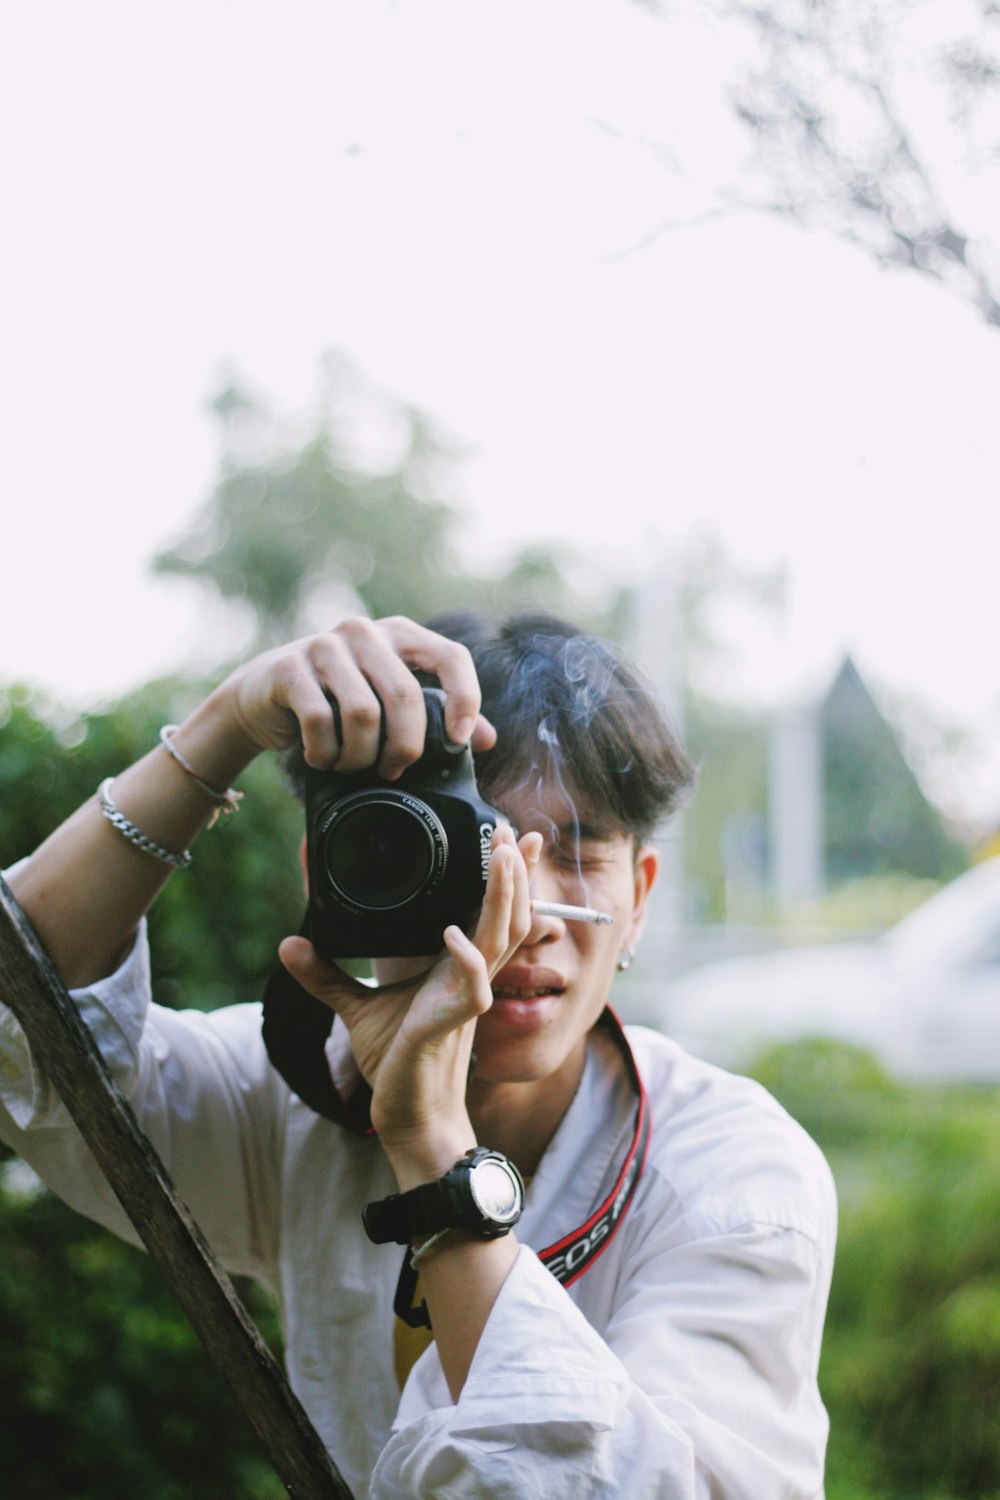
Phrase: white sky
[{"left": 2, "top": 0, "right": 998, "bottom": 828}]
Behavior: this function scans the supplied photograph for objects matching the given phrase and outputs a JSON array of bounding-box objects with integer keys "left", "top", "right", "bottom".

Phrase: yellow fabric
[{"left": 393, "top": 1278, "right": 435, "bottom": 1388}]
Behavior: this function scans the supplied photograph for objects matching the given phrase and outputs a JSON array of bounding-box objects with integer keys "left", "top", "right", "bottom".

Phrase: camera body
[{"left": 305, "top": 687, "right": 504, "bottom": 959}]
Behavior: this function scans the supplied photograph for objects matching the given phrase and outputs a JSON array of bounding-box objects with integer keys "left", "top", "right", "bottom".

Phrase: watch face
[{"left": 470, "top": 1156, "right": 523, "bottom": 1225}]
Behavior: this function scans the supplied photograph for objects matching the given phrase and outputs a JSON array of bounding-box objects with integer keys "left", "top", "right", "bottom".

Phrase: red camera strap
[{"left": 536, "top": 1006, "right": 650, "bottom": 1288}]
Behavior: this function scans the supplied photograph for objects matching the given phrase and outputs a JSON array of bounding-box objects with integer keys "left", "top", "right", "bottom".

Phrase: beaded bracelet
[
  {"left": 97, "top": 778, "right": 193, "bottom": 870},
  {"left": 159, "top": 725, "right": 243, "bottom": 820}
]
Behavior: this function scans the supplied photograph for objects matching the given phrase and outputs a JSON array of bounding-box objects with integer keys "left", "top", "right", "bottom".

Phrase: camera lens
[{"left": 322, "top": 796, "right": 446, "bottom": 912}]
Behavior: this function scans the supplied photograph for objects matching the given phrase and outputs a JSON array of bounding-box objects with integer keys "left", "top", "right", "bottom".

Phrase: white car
[{"left": 659, "top": 858, "right": 1000, "bottom": 1083}]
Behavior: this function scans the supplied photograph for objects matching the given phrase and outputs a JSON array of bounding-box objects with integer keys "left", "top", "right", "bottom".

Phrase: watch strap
[
  {"left": 362, "top": 1173, "right": 459, "bottom": 1245},
  {"left": 363, "top": 1147, "right": 524, "bottom": 1246}
]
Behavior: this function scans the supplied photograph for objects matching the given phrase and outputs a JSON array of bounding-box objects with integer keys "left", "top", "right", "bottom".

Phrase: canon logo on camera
[{"left": 479, "top": 822, "right": 494, "bottom": 882}]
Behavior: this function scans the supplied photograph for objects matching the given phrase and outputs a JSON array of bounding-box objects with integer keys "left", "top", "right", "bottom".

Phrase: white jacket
[{"left": 0, "top": 921, "right": 836, "bottom": 1499}]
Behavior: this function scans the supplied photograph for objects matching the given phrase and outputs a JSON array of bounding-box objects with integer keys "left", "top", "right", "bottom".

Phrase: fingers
[
  {"left": 310, "top": 620, "right": 427, "bottom": 776},
  {"left": 258, "top": 615, "right": 489, "bottom": 778},
  {"left": 470, "top": 826, "right": 540, "bottom": 974},
  {"left": 377, "top": 617, "right": 489, "bottom": 750},
  {"left": 512, "top": 834, "right": 542, "bottom": 936},
  {"left": 278, "top": 936, "right": 372, "bottom": 1021},
  {"left": 441, "top": 926, "right": 494, "bottom": 1022}
]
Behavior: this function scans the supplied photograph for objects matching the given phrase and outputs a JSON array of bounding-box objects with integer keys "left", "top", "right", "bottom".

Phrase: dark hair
[{"left": 422, "top": 610, "right": 695, "bottom": 846}]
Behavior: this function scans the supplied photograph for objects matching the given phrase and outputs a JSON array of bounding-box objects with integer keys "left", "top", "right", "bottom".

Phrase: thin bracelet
[
  {"left": 409, "top": 1229, "right": 453, "bottom": 1269},
  {"left": 159, "top": 725, "right": 243, "bottom": 818},
  {"left": 97, "top": 778, "right": 193, "bottom": 870}
]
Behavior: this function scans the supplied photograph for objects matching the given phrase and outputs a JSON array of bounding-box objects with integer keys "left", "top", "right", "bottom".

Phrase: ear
[{"left": 623, "top": 844, "right": 659, "bottom": 955}]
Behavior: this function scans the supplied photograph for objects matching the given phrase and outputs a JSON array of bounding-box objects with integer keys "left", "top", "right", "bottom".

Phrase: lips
[{"left": 490, "top": 965, "right": 566, "bottom": 1001}]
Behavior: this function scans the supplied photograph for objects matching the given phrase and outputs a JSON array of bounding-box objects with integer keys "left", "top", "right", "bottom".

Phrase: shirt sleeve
[
  {"left": 0, "top": 920, "right": 284, "bottom": 1284},
  {"left": 0, "top": 919, "right": 153, "bottom": 1131},
  {"left": 373, "top": 1202, "right": 833, "bottom": 1499}
]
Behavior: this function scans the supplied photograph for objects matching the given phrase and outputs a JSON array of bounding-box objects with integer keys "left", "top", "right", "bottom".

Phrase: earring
[{"left": 616, "top": 948, "right": 635, "bottom": 974}]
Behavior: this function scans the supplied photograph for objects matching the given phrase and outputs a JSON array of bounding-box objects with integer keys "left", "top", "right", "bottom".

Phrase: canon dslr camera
[{"left": 304, "top": 687, "right": 504, "bottom": 959}]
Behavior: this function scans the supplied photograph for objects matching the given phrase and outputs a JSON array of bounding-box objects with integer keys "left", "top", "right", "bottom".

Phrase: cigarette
[{"left": 531, "top": 901, "right": 615, "bottom": 926}]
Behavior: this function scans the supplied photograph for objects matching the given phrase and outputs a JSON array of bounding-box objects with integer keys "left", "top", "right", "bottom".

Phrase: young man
[{"left": 0, "top": 612, "right": 836, "bottom": 1498}]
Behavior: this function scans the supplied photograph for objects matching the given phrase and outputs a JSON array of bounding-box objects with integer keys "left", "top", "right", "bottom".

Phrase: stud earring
[{"left": 616, "top": 948, "right": 635, "bottom": 974}]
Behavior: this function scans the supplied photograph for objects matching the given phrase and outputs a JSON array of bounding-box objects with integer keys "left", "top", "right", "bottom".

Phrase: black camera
[{"left": 304, "top": 687, "right": 504, "bottom": 959}]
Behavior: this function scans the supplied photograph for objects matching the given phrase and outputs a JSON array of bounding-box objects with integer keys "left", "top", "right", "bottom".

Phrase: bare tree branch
[{"left": 635, "top": 0, "right": 1000, "bottom": 327}]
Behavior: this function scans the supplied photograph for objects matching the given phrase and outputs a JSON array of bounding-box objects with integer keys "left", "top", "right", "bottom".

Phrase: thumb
[{"left": 279, "top": 935, "right": 371, "bottom": 1022}]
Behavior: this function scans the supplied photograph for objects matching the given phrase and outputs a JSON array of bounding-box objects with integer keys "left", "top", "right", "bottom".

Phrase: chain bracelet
[{"left": 97, "top": 778, "right": 193, "bottom": 869}]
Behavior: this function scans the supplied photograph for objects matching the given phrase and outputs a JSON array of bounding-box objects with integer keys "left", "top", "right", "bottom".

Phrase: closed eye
[{"left": 550, "top": 841, "right": 618, "bottom": 870}]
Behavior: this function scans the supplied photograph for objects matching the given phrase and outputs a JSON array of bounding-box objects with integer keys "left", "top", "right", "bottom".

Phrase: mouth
[
  {"left": 488, "top": 967, "right": 566, "bottom": 1027},
  {"left": 491, "top": 965, "right": 565, "bottom": 1000},
  {"left": 491, "top": 985, "right": 565, "bottom": 1000}
]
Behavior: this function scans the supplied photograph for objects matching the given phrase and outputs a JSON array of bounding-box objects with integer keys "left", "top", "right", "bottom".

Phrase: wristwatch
[{"left": 362, "top": 1147, "right": 525, "bottom": 1245}]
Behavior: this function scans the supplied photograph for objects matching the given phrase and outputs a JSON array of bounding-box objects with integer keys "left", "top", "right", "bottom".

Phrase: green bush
[
  {"left": 0, "top": 679, "right": 305, "bottom": 1008},
  {"left": 0, "top": 680, "right": 304, "bottom": 1495},
  {"left": 0, "top": 1159, "right": 285, "bottom": 1499},
  {"left": 752, "top": 1038, "right": 1000, "bottom": 1500}
]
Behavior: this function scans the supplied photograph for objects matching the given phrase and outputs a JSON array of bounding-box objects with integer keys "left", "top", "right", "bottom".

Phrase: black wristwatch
[{"left": 362, "top": 1147, "right": 525, "bottom": 1245}]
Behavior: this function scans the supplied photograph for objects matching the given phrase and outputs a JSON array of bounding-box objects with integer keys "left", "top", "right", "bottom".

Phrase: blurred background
[{"left": 2, "top": 1, "right": 999, "bottom": 1495}]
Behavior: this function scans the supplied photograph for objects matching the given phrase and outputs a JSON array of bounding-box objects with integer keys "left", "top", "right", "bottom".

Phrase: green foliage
[
  {"left": 750, "top": 1038, "right": 1000, "bottom": 1500},
  {"left": 0, "top": 685, "right": 306, "bottom": 1494},
  {"left": 0, "top": 1161, "right": 284, "bottom": 1499},
  {"left": 155, "top": 407, "right": 462, "bottom": 641},
  {"left": 822, "top": 661, "right": 967, "bottom": 886},
  {"left": 154, "top": 354, "right": 626, "bottom": 650},
  {"left": 0, "top": 680, "right": 305, "bottom": 1009}
]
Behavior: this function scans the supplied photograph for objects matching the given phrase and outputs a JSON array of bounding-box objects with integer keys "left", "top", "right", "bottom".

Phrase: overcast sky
[{"left": 2, "top": 0, "right": 998, "bottom": 829}]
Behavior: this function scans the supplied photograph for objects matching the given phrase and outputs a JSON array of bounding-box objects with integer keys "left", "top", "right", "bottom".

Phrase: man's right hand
[{"left": 219, "top": 615, "right": 495, "bottom": 780}]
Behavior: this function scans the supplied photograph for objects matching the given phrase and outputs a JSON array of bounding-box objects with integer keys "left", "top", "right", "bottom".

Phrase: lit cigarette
[{"left": 531, "top": 901, "right": 615, "bottom": 926}]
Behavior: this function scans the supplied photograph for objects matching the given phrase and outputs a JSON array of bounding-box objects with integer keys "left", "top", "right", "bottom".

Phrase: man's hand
[
  {"left": 219, "top": 615, "right": 496, "bottom": 780},
  {"left": 279, "top": 826, "right": 541, "bottom": 1185}
]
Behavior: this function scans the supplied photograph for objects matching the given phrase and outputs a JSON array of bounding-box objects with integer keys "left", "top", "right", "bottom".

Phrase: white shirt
[{"left": 0, "top": 921, "right": 836, "bottom": 1499}]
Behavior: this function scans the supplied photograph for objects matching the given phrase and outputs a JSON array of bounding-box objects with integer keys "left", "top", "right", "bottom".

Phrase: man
[{"left": 1, "top": 611, "right": 836, "bottom": 1497}]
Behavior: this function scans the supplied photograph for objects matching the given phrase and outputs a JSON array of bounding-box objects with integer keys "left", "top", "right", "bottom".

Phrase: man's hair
[
  {"left": 283, "top": 611, "right": 695, "bottom": 846},
  {"left": 423, "top": 610, "right": 695, "bottom": 846}
]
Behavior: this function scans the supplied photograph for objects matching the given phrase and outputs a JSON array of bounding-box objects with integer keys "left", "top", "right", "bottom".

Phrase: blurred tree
[
  {"left": 821, "top": 657, "right": 967, "bottom": 883},
  {"left": 154, "top": 351, "right": 624, "bottom": 650},
  {"left": 675, "top": 654, "right": 968, "bottom": 921},
  {"left": 640, "top": 0, "right": 1000, "bottom": 329},
  {"left": 723, "top": 0, "right": 1000, "bottom": 326}
]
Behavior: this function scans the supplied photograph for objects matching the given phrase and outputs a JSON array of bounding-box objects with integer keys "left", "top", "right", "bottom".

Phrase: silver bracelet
[
  {"left": 97, "top": 778, "right": 193, "bottom": 869},
  {"left": 159, "top": 725, "right": 243, "bottom": 816}
]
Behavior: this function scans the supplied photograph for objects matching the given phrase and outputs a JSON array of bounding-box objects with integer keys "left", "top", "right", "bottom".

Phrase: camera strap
[
  {"left": 536, "top": 1006, "right": 651, "bottom": 1286},
  {"left": 261, "top": 950, "right": 376, "bottom": 1135}
]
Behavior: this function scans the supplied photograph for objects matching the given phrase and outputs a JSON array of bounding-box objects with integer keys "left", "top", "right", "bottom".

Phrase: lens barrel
[{"left": 317, "top": 789, "right": 448, "bottom": 914}]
